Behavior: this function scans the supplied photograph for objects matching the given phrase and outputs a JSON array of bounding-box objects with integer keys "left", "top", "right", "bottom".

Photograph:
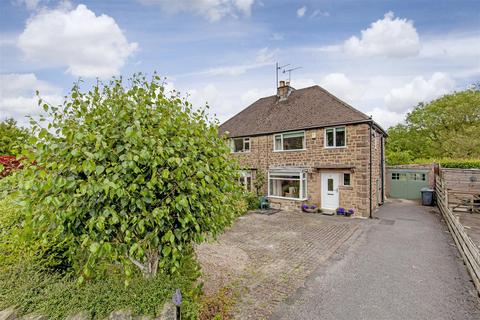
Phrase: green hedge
[
  {"left": 439, "top": 159, "right": 480, "bottom": 169},
  {"left": 394, "top": 158, "right": 480, "bottom": 169}
]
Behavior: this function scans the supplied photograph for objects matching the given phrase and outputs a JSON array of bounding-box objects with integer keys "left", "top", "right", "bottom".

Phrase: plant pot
[{"left": 302, "top": 208, "right": 318, "bottom": 213}]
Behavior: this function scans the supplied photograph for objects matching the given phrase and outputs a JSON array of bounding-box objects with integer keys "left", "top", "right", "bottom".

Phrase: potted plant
[
  {"left": 302, "top": 204, "right": 318, "bottom": 213},
  {"left": 336, "top": 207, "right": 345, "bottom": 215},
  {"left": 345, "top": 208, "right": 354, "bottom": 217}
]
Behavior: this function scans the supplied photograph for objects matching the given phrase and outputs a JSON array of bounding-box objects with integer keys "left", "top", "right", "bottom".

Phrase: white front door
[{"left": 321, "top": 172, "right": 339, "bottom": 210}]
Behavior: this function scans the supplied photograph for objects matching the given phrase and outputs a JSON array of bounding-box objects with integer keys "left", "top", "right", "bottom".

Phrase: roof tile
[{"left": 219, "top": 85, "right": 372, "bottom": 137}]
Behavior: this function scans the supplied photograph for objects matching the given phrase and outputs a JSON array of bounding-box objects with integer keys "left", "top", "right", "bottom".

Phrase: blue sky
[{"left": 1, "top": 0, "right": 479, "bottom": 128}]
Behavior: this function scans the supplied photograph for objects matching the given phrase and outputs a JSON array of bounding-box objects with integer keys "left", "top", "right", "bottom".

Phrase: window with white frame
[
  {"left": 273, "top": 131, "right": 305, "bottom": 151},
  {"left": 231, "top": 137, "right": 250, "bottom": 153},
  {"left": 268, "top": 170, "right": 307, "bottom": 199},
  {"left": 238, "top": 170, "right": 252, "bottom": 191},
  {"left": 325, "top": 126, "right": 346, "bottom": 148}
]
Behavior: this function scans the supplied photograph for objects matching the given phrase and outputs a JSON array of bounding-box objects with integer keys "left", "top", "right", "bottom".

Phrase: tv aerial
[
  {"left": 283, "top": 66, "right": 302, "bottom": 83},
  {"left": 275, "top": 62, "right": 289, "bottom": 89},
  {"left": 275, "top": 62, "right": 302, "bottom": 89}
]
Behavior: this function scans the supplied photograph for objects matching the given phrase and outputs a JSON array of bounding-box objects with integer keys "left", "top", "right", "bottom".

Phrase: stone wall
[{"left": 230, "top": 123, "right": 385, "bottom": 217}]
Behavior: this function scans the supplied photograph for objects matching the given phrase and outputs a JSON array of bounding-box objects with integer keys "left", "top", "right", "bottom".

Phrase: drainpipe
[
  {"left": 369, "top": 119, "right": 373, "bottom": 219},
  {"left": 380, "top": 135, "right": 385, "bottom": 204}
]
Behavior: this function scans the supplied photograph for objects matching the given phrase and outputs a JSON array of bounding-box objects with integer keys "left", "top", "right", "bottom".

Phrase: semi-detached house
[{"left": 219, "top": 81, "right": 387, "bottom": 218}]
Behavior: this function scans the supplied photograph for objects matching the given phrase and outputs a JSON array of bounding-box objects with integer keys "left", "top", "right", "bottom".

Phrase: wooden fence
[{"left": 436, "top": 175, "right": 480, "bottom": 294}]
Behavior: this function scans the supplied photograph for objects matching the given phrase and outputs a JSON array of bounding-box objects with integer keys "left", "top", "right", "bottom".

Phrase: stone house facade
[{"left": 219, "top": 82, "right": 386, "bottom": 218}]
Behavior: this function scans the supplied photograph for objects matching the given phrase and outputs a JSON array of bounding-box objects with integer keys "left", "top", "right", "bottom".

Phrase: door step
[{"left": 322, "top": 209, "right": 335, "bottom": 216}]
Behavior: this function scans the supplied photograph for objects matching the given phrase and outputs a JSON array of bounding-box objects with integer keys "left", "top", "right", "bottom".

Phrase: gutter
[{"left": 223, "top": 118, "right": 387, "bottom": 139}]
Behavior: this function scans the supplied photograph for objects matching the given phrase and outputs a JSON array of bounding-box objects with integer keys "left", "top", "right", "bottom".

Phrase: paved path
[
  {"left": 271, "top": 200, "right": 480, "bottom": 320},
  {"left": 196, "top": 211, "right": 359, "bottom": 319}
]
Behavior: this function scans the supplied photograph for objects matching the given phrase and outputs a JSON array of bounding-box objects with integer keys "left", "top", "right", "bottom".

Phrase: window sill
[
  {"left": 268, "top": 195, "right": 307, "bottom": 201},
  {"left": 324, "top": 146, "right": 347, "bottom": 149},
  {"left": 231, "top": 151, "right": 251, "bottom": 154},
  {"left": 273, "top": 149, "right": 307, "bottom": 153}
]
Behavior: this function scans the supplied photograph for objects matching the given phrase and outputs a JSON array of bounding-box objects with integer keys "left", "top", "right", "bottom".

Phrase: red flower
[{"left": 0, "top": 155, "right": 23, "bottom": 177}]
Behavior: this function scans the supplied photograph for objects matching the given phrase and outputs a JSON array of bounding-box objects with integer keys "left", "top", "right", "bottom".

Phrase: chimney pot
[{"left": 277, "top": 80, "right": 292, "bottom": 100}]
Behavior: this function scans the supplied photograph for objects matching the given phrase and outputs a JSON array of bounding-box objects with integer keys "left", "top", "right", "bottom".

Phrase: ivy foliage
[{"left": 18, "top": 74, "right": 243, "bottom": 281}]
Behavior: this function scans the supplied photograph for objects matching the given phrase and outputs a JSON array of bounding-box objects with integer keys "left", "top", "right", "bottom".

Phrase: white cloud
[
  {"left": 189, "top": 83, "right": 220, "bottom": 108},
  {"left": 319, "top": 73, "right": 363, "bottom": 102},
  {"left": 420, "top": 33, "right": 480, "bottom": 59},
  {"left": 139, "top": 0, "right": 256, "bottom": 22},
  {"left": 344, "top": 11, "right": 420, "bottom": 58},
  {"left": 190, "top": 47, "right": 277, "bottom": 76},
  {"left": 17, "top": 4, "right": 138, "bottom": 78},
  {"left": 297, "top": 6, "right": 307, "bottom": 18},
  {"left": 384, "top": 72, "right": 455, "bottom": 112},
  {"left": 187, "top": 83, "right": 242, "bottom": 121},
  {"left": 367, "top": 107, "right": 405, "bottom": 129},
  {"left": 234, "top": 0, "right": 255, "bottom": 16},
  {"left": 0, "top": 73, "right": 63, "bottom": 125},
  {"left": 14, "top": 0, "right": 41, "bottom": 10},
  {"left": 241, "top": 87, "right": 273, "bottom": 105},
  {"left": 255, "top": 47, "right": 278, "bottom": 63},
  {"left": 271, "top": 33, "right": 284, "bottom": 41},
  {"left": 310, "top": 9, "right": 329, "bottom": 18}
]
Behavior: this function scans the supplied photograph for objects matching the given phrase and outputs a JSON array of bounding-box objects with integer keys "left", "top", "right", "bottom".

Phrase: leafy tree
[
  {"left": 0, "top": 118, "right": 30, "bottom": 155},
  {"left": 386, "top": 86, "right": 480, "bottom": 164},
  {"left": 19, "top": 74, "right": 243, "bottom": 281}
]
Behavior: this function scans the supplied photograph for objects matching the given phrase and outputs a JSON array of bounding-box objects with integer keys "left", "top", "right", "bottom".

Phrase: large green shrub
[
  {"left": 0, "top": 118, "right": 30, "bottom": 156},
  {"left": 0, "top": 192, "right": 73, "bottom": 274},
  {"left": 18, "top": 74, "right": 243, "bottom": 281},
  {"left": 386, "top": 86, "right": 480, "bottom": 164},
  {"left": 244, "top": 191, "right": 260, "bottom": 210}
]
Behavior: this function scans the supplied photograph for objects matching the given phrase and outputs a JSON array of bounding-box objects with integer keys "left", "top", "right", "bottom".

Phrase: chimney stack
[{"left": 277, "top": 80, "right": 292, "bottom": 101}]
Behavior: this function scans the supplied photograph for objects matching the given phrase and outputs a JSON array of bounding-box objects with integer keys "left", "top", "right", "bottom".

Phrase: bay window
[
  {"left": 268, "top": 170, "right": 307, "bottom": 200},
  {"left": 325, "top": 126, "right": 346, "bottom": 148},
  {"left": 273, "top": 131, "right": 305, "bottom": 151}
]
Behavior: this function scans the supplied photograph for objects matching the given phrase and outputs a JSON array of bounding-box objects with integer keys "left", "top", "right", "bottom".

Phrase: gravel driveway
[
  {"left": 196, "top": 211, "right": 359, "bottom": 319},
  {"left": 271, "top": 200, "right": 480, "bottom": 320}
]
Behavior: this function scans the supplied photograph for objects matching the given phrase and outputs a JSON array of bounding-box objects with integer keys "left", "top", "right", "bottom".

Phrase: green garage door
[{"left": 388, "top": 169, "right": 429, "bottom": 200}]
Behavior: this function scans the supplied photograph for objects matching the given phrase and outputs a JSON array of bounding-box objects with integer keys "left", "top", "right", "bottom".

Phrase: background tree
[
  {"left": 386, "top": 86, "right": 480, "bottom": 164},
  {"left": 19, "top": 74, "right": 244, "bottom": 281},
  {"left": 0, "top": 118, "right": 30, "bottom": 155}
]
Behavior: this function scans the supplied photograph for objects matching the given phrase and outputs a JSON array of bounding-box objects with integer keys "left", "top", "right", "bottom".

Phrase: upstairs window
[
  {"left": 231, "top": 137, "right": 250, "bottom": 153},
  {"left": 325, "top": 126, "right": 346, "bottom": 148},
  {"left": 273, "top": 131, "right": 305, "bottom": 151}
]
